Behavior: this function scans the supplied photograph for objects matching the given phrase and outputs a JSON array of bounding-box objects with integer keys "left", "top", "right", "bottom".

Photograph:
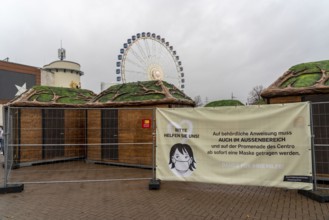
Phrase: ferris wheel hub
[{"left": 148, "top": 65, "right": 163, "bottom": 80}]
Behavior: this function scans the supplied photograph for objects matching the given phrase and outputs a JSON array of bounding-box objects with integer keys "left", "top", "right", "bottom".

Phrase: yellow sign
[{"left": 156, "top": 102, "right": 312, "bottom": 190}]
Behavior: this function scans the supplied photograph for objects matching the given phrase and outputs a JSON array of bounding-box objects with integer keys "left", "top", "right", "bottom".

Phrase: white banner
[{"left": 156, "top": 102, "right": 312, "bottom": 190}]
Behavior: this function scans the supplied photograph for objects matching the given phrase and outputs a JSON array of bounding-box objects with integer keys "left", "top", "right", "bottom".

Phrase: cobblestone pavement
[{"left": 1, "top": 155, "right": 329, "bottom": 220}]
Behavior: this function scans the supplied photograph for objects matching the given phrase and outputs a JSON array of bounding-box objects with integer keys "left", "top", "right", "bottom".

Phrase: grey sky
[{"left": 1, "top": 0, "right": 329, "bottom": 104}]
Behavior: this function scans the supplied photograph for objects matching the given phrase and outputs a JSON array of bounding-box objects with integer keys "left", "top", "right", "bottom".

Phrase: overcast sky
[{"left": 1, "top": 0, "right": 329, "bottom": 104}]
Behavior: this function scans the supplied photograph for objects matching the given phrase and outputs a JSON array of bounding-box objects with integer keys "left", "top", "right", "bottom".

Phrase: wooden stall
[
  {"left": 261, "top": 60, "right": 329, "bottom": 104},
  {"left": 86, "top": 108, "right": 154, "bottom": 167},
  {"left": 5, "top": 81, "right": 195, "bottom": 168},
  {"left": 86, "top": 80, "right": 195, "bottom": 167},
  {"left": 6, "top": 86, "right": 95, "bottom": 166},
  {"left": 261, "top": 60, "right": 329, "bottom": 178}
]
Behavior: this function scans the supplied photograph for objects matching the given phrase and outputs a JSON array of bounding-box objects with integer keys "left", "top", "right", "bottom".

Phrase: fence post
[
  {"left": 2, "top": 105, "right": 7, "bottom": 188},
  {"left": 309, "top": 103, "right": 317, "bottom": 191},
  {"left": 149, "top": 107, "right": 160, "bottom": 190},
  {"left": 3, "top": 106, "right": 10, "bottom": 188},
  {"left": 0, "top": 106, "right": 24, "bottom": 194}
]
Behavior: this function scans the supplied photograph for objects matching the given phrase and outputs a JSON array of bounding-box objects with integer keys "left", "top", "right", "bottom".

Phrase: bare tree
[
  {"left": 247, "top": 85, "right": 265, "bottom": 105},
  {"left": 194, "top": 95, "right": 203, "bottom": 107}
]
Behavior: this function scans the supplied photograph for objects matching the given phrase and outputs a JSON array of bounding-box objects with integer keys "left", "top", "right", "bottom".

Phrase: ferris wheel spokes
[
  {"left": 125, "top": 57, "right": 146, "bottom": 71},
  {"left": 143, "top": 39, "right": 151, "bottom": 58},
  {"left": 115, "top": 32, "right": 185, "bottom": 90},
  {"left": 135, "top": 41, "right": 148, "bottom": 61},
  {"left": 129, "top": 47, "right": 146, "bottom": 66}
]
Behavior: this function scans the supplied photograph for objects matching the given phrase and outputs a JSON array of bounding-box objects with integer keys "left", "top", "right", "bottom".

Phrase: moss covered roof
[
  {"left": 92, "top": 80, "right": 195, "bottom": 107},
  {"left": 262, "top": 60, "right": 329, "bottom": 98},
  {"left": 7, "top": 86, "right": 96, "bottom": 107},
  {"left": 7, "top": 81, "right": 195, "bottom": 107},
  {"left": 204, "top": 100, "right": 244, "bottom": 107}
]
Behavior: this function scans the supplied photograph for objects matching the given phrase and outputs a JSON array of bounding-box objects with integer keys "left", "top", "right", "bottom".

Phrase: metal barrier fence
[
  {"left": 311, "top": 102, "right": 329, "bottom": 190},
  {"left": 2, "top": 107, "right": 155, "bottom": 187},
  {"left": 3, "top": 103, "right": 329, "bottom": 191}
]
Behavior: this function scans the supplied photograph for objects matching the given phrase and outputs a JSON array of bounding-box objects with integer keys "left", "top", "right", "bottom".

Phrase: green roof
[
  {"left": 7, "top": 81, "right": 195, "bottom": 107},
  {"left": 7, "top": 86, "right": 96, "bottom": 106},
  {"left": 205, "top": 100, "right": 244, "bottom": 107},
  {"left": 262, "top": 60, "right": 329, "bottom": 98},
  {"left": 280, "top": 60, "right": 329, "bottom": 88},
  {"left": 28, "top": 86, "right": 96, "bottom": 104},
  {"left": 93, "top": 80, "right": 194, "bottom": 106}
]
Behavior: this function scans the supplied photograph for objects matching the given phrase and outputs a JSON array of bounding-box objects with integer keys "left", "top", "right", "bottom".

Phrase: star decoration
[{"left": 15, "top": 83, "right": 27, "bottom": 96}]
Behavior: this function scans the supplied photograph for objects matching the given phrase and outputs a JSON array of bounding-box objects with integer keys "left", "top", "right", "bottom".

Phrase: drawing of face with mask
[{"left": 169, "top": 143, "right": 196, "bottom": 177}]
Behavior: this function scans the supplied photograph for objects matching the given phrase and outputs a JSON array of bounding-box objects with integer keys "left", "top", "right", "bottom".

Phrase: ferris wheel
[{"left": 115, "top": 32, "right": 185, "bottom": 90}]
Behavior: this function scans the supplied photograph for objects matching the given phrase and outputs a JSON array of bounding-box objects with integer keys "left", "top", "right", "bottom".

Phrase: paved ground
[{"left": 1, "top": 155, "right": 329, "bottom": 220}]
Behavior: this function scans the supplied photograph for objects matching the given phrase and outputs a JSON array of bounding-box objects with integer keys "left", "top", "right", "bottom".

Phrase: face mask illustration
[{"left": 173, "top": 158, "right": 192, "bottom": 172}]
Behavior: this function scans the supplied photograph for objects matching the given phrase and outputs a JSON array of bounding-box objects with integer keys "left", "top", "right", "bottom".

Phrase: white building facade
[{"left": 41, "top": 60, "right": 84, "bottom": 88}]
